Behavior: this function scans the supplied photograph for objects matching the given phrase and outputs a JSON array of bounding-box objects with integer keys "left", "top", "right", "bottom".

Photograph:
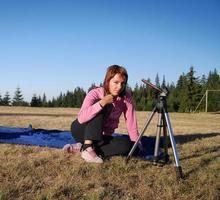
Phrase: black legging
[{"left": 70, "top": 108, "right": 134, "bottom": 158}]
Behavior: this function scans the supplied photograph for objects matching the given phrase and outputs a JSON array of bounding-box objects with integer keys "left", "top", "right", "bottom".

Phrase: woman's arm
[
  {"left": 123, "top": 94, "right": 139, "bottom": 142},
  {"left": 77, "top": 88, "right": 114, "bottom": 124},
  {"left": 77, "top": 89, "right": 103, "bottom": 124}
]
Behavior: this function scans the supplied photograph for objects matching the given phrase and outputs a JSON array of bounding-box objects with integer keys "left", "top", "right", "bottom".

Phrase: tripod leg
[
  {"left": 163, "top": 108, "right": 183, "bottom": 179},
  {"left": 153, "top": 113, "right": 162, "bottom": 164},
  {"left": 162, "top": 113, "right": 169, "bottom": 163},
  {"left": 126, "top": 106, "right": 157, "bottom": 163}
]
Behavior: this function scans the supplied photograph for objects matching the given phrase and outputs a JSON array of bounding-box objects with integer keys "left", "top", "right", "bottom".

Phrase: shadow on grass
[
  {"left": 183, "top": 153, "right": 220, "bottom": 178},
  {"left": 173, "top": 132, "right": 220, "bottom": 178},
  {"left": 180, "top": 145, "right": 219, "bottom": 161},
  {"left": 174, "top": 132, "right": 220, "bottom": 145}
]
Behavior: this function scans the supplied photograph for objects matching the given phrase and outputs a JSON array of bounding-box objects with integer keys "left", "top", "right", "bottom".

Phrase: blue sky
[{"left": 0, "top": 0, "right": 220, "bottom": 102}]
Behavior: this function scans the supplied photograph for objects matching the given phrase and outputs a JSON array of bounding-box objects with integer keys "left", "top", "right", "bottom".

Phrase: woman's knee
[
  {"left": 70, "top": 119, "right": 85, "bottom": 143},
  {"left": 71, "top": 119, "right": 79, "bottom": 133}
]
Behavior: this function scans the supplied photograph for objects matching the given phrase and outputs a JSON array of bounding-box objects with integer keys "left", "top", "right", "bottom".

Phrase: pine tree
[
  {"left": 42, "top": 93, "right": 47, "bottom": 107},
  {"left": 162, "top": 75, "right": 166, "bottom": 88},
  {"left": 30, "top": 94, "right": 39, "bottom": 107},
  {"left": 47, "top": 100, "right": 52, "bottom": 107},
  {"left": 152, "top": 74, "right": 160, "bottom": 103},
  {"left": 0, "top": 92, "right": 2, "bottom": 105},
  {"left": 207, "top": 68, "right": 220, "bottom": 89},
  {"left": 206, "top": 69, "right": 220, "bottom": 111},
  {"left": 176, "top": 73, "right": 188, "bottom": 112},
  {"left": 155, "top": 73, "right": 160, "bottom": 87},
  {"left": 38, "top": 95, "right": 42, "bottom": 107},
  {"left": 186, "top": 66, "right": 201, "bottom": 112},
  {"left": 12, "top": 87, "right": 24, "bottom": 106},
  {"left": 167, "top": 82, "right": 179, "bottom": 112},
  {"left": 73, "top": 87, "right": 86, "bottom": 108},
  {"left": 200, "top": 74, "right": 207, "bottom": 93},
  {"left": 132, "top": 83, "right": 141, "bottom": 110},
  {"left": 65, "top": 90, "right": 74, "bottom": 107},
  {"left": 48, "top": 98, "right": 56, "bottom": 107},
  {"left": 2, "top": 92, "right": 11, "bottom": 106},
  {"left": 56, "top": 92, "right": 64, "bottom": 107}
]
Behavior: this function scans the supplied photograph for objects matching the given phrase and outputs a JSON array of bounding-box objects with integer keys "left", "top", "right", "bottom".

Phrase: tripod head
[{"left": 142, "top": 79, "right": 169, "bottom": 98}]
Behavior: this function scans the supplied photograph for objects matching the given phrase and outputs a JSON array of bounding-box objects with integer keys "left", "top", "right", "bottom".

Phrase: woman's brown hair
[{"left": 103, "top": 65, "right": 128, "bottom": 97}]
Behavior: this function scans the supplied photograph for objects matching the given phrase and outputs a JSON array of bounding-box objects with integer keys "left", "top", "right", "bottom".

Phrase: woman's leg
[
  {"left": 70, "top": 111, "right": 105, "bottom": 144},
  {"left": 95, "top": 135, "right": 134, "bottom": 158},
  {"left": 70, "top": 115, "right": 105, "bottom": 163},
  {"left": 70, "top": 119, "right": 86, "bottom": 143},
  {"left": 70, "top": 111, "right": 106, "bottom": 163},
  {"left": 71, "top": 118, "right": 137, "bottom": 158}
]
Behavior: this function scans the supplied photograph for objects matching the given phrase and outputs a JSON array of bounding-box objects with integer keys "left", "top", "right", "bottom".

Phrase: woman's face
[{"left": 109, "top": 73, "right": 126, "bottom": 97}]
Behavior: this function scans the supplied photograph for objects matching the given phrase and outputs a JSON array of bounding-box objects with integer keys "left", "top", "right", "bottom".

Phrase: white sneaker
[
  {"left": 62, "top": 143, "right": 82, "bottom": 153},
  {"left": 81, "top": 147, "right": 103, "bottom": 163}
]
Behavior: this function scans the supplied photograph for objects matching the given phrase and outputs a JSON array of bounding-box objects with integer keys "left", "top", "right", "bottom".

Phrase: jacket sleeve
[
  {"left": 77, "top": 89, "right": 103, "bottom": 124},
  {"left": 123, "top": 94, "right": 139, "bottom": 142}
]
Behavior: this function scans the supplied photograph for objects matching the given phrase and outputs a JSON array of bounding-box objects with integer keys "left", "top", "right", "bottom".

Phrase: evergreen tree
[
  {"left": 64, "top": 90, "right": 74, "bottom": 107},
  {"left": 139, "top": 84, "right": 148, "bottom": 111},
  {"left": 42, "top": 93, "right": 47, "bottom": 107},
  {"left": 2, "top": 92, "right": 11, "bottom": 106},
  {"left": 186, "top": 66, "right": 201, "bottom": 112},
  {"left": 167, "top": 82, "right": 178, "bottom": 112},
  {"left": 0, "top": 93, "right": 2, "bottom": 105},
  {"left": 38, "top": 95, "right": 42, "bottom": 107},
  {"left": 176, "top": 73, "right": 188, "bottom": 112},
  {"left": 56, "top": 92, "right": 64, "bottom": 107},
  {"left": 152, "top": 74, "right": 160, "bottom": 103},
  {"left": 132, "top": 83, "right": 148, "bottom": 111},
  {"left": 132, "top": 83, "right": 141, "bottom": 110},
  {"left": 155, "top": 73, "right": 160, "bottom": 87},
  {"left": 73, "top": 87, "right": 86, "bottom": 108},
  {"left": 175, "top": 67, "right": 201, "bottom": 112},
  {"left": 145, "top": 78, "right": 154, "bottom": 111},
  {"left": 195, "top": 74, "right": 207, "bottom": 111},
  {"left": 30, "top": 94, "right": 42, "bottom": 107},
  {"left": 48, "top": 98, "right": 56, "bottom": 107},
  {"left": 162, "top": 75, "right": 166, "bottom": 88},
  {"left": 207, "top": 68, "right": 220, "bottom": 89},
  {"left": 30, "top": 94, "right": 39, "bottom": 107},
  {"left": 206, "top": 69, "right": 220, "bottom": 111},
  {"left": 200, "top": 74, "right": 207, "bottom": 92},
  {"left": 12, "top": 87, "right": 24, "bottom": 106}
]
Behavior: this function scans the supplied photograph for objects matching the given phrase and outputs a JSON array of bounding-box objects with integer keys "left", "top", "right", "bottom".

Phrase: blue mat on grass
[{"left": 0, "top": 125, "right": 163, "bottom": 160}]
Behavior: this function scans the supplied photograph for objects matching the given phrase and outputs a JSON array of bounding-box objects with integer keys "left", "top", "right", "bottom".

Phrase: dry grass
[{"left": 0, "top": 106, "right": 220, "bottom": 200}]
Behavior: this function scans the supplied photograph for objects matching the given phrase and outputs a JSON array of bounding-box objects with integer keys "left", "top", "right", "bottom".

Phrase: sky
[{"left": 0, "top": 0, "right": 220, "bottom": 102}]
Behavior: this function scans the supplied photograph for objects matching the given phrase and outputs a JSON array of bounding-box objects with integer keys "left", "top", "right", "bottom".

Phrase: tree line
[{"left": 0, "top": 67, "right": 220, "bottom": 112}]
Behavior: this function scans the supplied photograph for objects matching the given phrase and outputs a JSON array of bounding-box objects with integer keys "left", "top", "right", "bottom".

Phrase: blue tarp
[{"left": 0, "top": 125, "right": 163, "bottom": 160}]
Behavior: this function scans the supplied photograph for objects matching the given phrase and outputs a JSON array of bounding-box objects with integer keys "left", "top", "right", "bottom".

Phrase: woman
[{"left": 63, "top": 65, "right": 140, "bottom": 163}]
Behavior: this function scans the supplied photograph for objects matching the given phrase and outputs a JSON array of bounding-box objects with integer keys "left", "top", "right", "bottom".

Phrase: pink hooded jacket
[{"left": 77, "top": 87, "right": 139, "bottom": 142}]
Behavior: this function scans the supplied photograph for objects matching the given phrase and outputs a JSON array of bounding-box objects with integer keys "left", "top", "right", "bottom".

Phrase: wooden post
[
  {"left": 194, "top": 89, "right": 220, "bottom": 112},
  {"left": 205, "top": 90, "right": 208, "bottom": 112}
]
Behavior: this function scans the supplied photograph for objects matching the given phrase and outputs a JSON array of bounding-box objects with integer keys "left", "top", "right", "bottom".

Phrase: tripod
[{"left": 126, "top": 79, "right": 183, "bottom": 179}]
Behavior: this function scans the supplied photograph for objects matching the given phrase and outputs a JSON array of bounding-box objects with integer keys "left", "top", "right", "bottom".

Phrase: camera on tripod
[{"left": 126, "top": 79, "right": 183, "bottom": 180}]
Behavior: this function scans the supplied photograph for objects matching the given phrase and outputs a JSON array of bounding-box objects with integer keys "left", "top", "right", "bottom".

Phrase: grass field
[{"left": 0, "top": 106, "right": 219, "bottom": 200}]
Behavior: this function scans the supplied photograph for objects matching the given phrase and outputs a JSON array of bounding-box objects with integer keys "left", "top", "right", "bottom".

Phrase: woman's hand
[{"left": 99, "top": 94, "right": 114, "bottom": 107}]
